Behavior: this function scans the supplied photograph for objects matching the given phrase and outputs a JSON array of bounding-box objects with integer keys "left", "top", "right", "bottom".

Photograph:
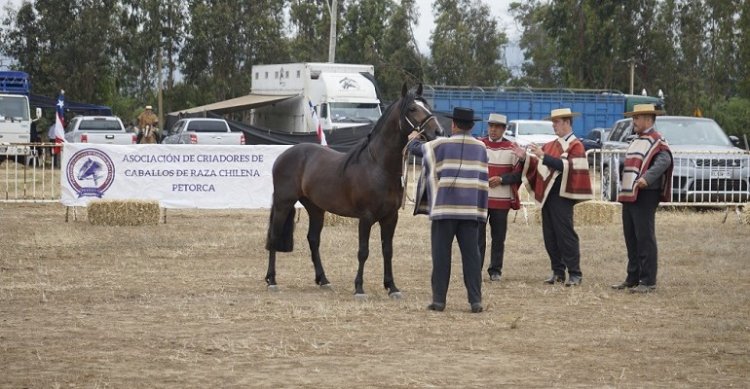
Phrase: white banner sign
[{"left": 60, "top": 144, "right": 291, "bottom": 209}]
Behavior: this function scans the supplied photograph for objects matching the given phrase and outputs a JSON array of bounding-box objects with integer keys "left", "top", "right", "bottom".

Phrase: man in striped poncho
[
  {"left": 479, "top": 113, "right": 523, "bottom": 282},
  {"left": 408, "top": 107, "right": 489, "bottom": 313},
  {"left": 612, "top": 104, "right": 673, "bottom": 294}
]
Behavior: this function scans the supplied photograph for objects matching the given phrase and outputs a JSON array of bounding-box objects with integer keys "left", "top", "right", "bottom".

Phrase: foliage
[
  {"left": 705, "top": 97, "right": 750, "bottom": 143},
  {"left": 0, "top": 0, "right": 747, "bottom": 132}
]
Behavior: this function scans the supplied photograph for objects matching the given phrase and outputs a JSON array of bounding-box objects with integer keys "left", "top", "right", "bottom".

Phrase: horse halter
[{"left": 401, "top": 100, "right": 437, "bottom": 140}]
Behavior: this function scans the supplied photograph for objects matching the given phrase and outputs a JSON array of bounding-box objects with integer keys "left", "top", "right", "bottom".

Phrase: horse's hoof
[
  {"left": 319, "top": 283, "right": 333, "bottom": 290},
  {"left": 354, "top": 293, "right": 368, "bottom": 301},
  {"left": 389, "top": 291, "right": 403, "bottom": 299},
  {"left": 267, "top": 284, "right": 280, "bottom": 292}
]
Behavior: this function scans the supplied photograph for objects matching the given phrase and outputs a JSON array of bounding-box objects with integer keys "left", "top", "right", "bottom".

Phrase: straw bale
[
  {"left": 88, "top": 199, "right": 161, "bottom": 226},
  {"left": 324, "top": 212, "right": 358, "bottom": 227},
  {"left": 574, "top": 200, "right": 620, "bottom": 225},
  {"left": 742, "top": 203, "right": 750, "bottom": 225},
  {"left": 525, "top": 200, "right": 620, "bottom": 225}
]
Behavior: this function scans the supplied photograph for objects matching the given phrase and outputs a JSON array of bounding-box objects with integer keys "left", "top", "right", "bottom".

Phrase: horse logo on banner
[{"left": 66, "top": 148, "right": 116, "bottom": 198}]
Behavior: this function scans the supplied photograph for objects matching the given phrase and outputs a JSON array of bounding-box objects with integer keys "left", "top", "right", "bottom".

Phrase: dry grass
[{"left": 1, "top": 202, "right": 748, "bottom": 387}]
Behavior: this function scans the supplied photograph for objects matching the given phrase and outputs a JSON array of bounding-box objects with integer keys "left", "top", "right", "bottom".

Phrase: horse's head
[{"left": 399, "top": 83, "right": 442, "bottom": 142}]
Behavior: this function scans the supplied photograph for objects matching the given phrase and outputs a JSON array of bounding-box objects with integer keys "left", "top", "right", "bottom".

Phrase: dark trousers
[
  {"left": 541, "top": 187, "right": 582, "bottom": 278},
  {"left": 478, "top": 208, "right": 509, "bottom": 276},
  {"left": 622, "top": 189, "right": 660, "bottom": 286},
  {"left": 431, "top": 219, "right": 482, "bottom": 305}
]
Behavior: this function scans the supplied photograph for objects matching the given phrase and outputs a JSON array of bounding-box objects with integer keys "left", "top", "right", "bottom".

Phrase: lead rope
[{"left": 401, "top": 127, "right": 426, "bottom": 209}]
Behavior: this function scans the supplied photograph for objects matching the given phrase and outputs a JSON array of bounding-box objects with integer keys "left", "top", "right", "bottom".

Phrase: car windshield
[
  {"left": 656, "top": 118, "right": 732, "bottom": 146},
  {"left": 329, "top": 103, "right": 381, "bottom": 123},
  {"left": 518, "top": 122, "right": 553, "bottom": 135},
  {"left": 187, "top": 121, "right": 228, "bottom": 132},
  {"left": 78, "top": 119, "right": 123, "bottom": 131},
  {"left": 0, "top": 95, "right": 30, "bottom": 120}
]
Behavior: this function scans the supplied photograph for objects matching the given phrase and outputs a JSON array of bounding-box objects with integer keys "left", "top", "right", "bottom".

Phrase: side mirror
[
  {"left": 34, "top": 108, "right": 42, "bottom": 121},
  {"left": 728, "top": 135, "right": 740, "bottom": 148}
]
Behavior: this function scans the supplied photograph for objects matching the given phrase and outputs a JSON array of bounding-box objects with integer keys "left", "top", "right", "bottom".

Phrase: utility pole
[
  {"left": 628, "top": 58, "right": 635, "bottom": 95},
  {"left": 157, "top": 47, "right": 164, "bottom": 129},
  {"left": 327, "top": 0, "right": 337, "bottom": 63}
]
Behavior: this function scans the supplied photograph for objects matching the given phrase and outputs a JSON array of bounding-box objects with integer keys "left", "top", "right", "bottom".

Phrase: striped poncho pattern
[
  {"left": 481, "top": 137, "right": 522, "bottom": 210},
  {"left": 618, "top": 130, "right": 673, "bottom": 203},
  {"left": 414, "top": 135, "right": 489, "bottom": 222},
  {"left": 522, "top": 136, "right": 593, "bottom": 207}
]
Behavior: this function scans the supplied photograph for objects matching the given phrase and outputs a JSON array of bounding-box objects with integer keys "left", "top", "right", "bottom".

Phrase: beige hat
[
  {"left": 487, "top": 113, "right": 507, "bottom": 125},
  {"left": 544, "top": 108, "right": 580, "bottom": 121},
  {"left": 145, "top": 105, "right": 153, "bottom": 110},
  {"left": 624, "top": 104, "right": 665, "bottom": 117}
]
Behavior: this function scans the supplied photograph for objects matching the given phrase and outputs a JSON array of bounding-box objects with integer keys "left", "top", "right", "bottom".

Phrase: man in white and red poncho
[
  {"left": 612, "top": 104, "right": 673, "bottom": 294},
  {"left": 512, "top": 108, "right": 593, "bottom": 286},
  {"left": 478, "top": 113, "right": 523, "bottom": 282}
]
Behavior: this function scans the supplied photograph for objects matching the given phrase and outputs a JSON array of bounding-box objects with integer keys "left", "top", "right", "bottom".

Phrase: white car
[{"left": 506, "top": 119, "right": 556, "bottom": 146}]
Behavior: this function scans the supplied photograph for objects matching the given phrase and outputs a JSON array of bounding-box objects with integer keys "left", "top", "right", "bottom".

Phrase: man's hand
[
  {"left": 529, "top": 143, "right": 544, "bottom": 159},
  {"left": 488, "top": 176, "right": 502, "bottom": 188},
  {"left": 636, "top": 177, "right": 648, "bottom": 188},
  {"left": 511, "top": 144, "right": 527, "bottom": 159}
]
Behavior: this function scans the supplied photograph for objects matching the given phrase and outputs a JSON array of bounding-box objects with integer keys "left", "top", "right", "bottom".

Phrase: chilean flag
[
  {"left": 52, "top": 90, "right": 66, "bottom": 154},
  {"left": 308, "top": 99, "right": 327, "bottom": 146}
]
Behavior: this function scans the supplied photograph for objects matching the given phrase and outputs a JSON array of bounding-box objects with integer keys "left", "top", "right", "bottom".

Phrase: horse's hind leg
[
  {"left": 266, "top": 250, "right": 279, "bottom": 291},
  {"left": 354, "top": 219, "right": 374, "bottom": 297},
  {"left": 380, "top": 213, "right": 402, "bottom": 298},
  {"left": 301, "top": 200, "right": 330, "bottom": 288},
  {"left": 265, "top": 200, "right": 296, "bottom": 289}
]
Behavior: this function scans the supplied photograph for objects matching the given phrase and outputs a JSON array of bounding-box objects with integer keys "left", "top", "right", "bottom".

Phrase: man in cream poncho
[{"left": 512, "top": 108, "right": 593, "bottom": 286}]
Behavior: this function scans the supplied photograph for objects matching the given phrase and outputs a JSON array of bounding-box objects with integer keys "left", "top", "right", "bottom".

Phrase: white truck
[
  {"left": 162, "top": 118, "right": 244, "bottom": 145},
  {"left": 250, "top": 63, "right": 381, "bottom": 133},
  {"left": 0, "top": 71, "right": 42, "bottom": 159},
  {"left": 64, "top": 116, "right": 137, "bottom": 144}
]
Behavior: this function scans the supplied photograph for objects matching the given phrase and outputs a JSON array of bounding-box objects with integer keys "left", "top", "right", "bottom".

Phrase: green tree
[{"left": 428, "top": 0, "right": 510, "bottom": 86}]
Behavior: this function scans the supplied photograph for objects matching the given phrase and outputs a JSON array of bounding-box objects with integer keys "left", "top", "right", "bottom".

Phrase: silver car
[{"left": 600, "top": 116, "right": 750, "bottom": 203}]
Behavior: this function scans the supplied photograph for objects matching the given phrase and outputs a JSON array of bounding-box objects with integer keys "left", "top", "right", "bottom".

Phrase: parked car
[
  {"left": 600, "top": 116, "right": 749, "bottom": 202},
  {"left": 162, "top": 118, "right": 245, "bottom": 145},
  {"left": 506, "top": 119, "right": 556, "bottom": 146},
  {"left": 582, "top": 127, "right": 611, "bottom": 168},
  {"left": 64, "top": 116, "right": 137, "bottom": 144}
]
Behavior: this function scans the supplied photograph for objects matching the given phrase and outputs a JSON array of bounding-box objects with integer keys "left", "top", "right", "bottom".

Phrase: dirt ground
[{"left": 1, "top": 202, "right": 748, "bottom": 388}]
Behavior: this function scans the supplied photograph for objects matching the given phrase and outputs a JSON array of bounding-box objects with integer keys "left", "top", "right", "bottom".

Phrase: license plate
[{"left": 710, "top": 170, "right": 731, "bottom": 179}]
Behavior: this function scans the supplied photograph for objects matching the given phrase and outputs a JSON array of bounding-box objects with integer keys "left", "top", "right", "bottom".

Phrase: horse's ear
[
  {"left": 401, "top": 82, "right": 408, "bottom": 97},
  {"left": 416, "top": 83, "right": 423, "bottom": 96}
]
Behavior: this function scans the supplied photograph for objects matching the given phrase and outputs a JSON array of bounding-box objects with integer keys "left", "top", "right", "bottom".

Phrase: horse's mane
[{"left": 341, "top": 91, "right": 418, "bottom": 170}]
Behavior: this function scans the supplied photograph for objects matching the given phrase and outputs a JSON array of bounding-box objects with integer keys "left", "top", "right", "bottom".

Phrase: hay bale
[
  {"left": 324, "top": 212, "right": 358, "bottom": 227},
  {"left": 742, "top": 203, "right": 750, "bottom": 225},
  {"left": 525, "top": 200, "right": 619, "bottom": 225},
  {"left": 88, "top": 199, "right": 160, "bottom": 226},
  {"left": 574, "top": 200, "right": 620, "bottom": 225}
]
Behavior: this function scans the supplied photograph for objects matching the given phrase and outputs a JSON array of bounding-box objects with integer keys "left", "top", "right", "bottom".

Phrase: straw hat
[
  {"left": 145, "top": 105, "right": 153, "bottom": 110},
  {"left": 487, "top": 113, "right": 507, "bottom": 125},
  {"left": 445, "top": 107, "right": 480, "bottom": 122},
  {"left": 624, "top": 104, "right": 665, "bottom": 117},
  {"left": 544, "top": 108, "right": 580, "bottom": 120}
]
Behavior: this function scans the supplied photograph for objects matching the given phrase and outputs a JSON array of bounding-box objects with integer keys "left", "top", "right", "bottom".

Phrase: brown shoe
[
  {"left": 611, "top": 281, "right": 638, "bottom": 290},
  {"left": 629, "top": 284, "right": 656, "bottom": 294},
  {"left": 544, "top": 273, "right": 565, "bottom": 284}
]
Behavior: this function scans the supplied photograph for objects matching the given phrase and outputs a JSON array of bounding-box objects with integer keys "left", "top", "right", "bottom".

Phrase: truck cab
[
  {"left": 250, "top": 63, "right": 381, "bottom": 133},
  {"left": 0, "top": 71, "right": 42, "bottom": 156}
]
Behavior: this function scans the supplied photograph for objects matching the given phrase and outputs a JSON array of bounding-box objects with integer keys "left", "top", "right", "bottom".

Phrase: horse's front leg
[
  {"left": 265, "top": 250, "right": 278, "bottom": 291},
  {"left": 380, "top": 212, "right": 401, "bottom": 298},
  {"left": 354, "top": 219, "right": 373, "bottom": 297}
]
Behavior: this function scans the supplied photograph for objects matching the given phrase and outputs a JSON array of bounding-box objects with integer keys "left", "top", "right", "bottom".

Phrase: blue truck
[{"left": 422, "top": 85, "right": 663, "bottom": 138}]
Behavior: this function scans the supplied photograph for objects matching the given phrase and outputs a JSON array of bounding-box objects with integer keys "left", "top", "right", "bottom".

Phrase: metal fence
[
  {"left": 1, "top": 143, "right": 63, "bottom": 202},
  {"left": 3, "top": 144, "right": 749, "bottom": 209},
  {"left": 587, "top": 148, "right": 750, "bottom": 206}
]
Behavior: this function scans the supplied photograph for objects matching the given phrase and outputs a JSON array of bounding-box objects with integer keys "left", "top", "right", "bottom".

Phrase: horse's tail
[{"left": 266, "top": 203, "right": 296, "bottom": 252}]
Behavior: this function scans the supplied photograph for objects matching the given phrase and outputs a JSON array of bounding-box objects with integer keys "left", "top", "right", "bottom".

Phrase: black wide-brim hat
[{"left": 445, "top": 107, "right": 480, "bottom": 122}]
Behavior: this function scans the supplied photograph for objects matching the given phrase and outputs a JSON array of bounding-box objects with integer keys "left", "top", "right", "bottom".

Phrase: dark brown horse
[{"left": 265, "top": 83, "right": 442, "bottom": 297}]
